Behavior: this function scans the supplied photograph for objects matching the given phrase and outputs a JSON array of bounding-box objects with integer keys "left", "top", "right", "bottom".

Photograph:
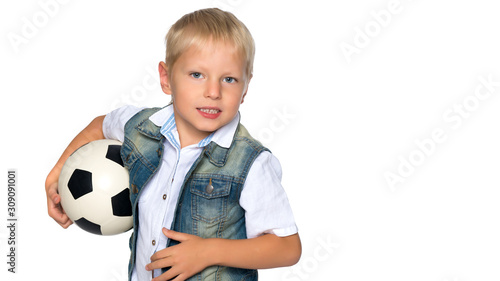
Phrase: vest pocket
[{"left": 190, "top": 176, "right": 231, "bottom": 223}]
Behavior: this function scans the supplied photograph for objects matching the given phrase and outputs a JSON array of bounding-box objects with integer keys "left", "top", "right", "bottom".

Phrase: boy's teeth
[{"left": 200, "top": 109, "right": 219, "bottom": 114}]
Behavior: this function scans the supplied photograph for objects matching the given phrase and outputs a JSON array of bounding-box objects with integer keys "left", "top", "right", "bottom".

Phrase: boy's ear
[
  {"left": 240, "top": 74, "right": 252, "bottom": 104},
  {"left": 158, "top": 61, "right": 172, "bottom": 95}
]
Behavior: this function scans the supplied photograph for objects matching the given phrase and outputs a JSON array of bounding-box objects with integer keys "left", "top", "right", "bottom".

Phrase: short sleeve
[
  {"left": 102, "top": 105, "right": 143, "bottom": 142},
  {"left": 240, "top": 151, "right": 298, "bottom": 238}
]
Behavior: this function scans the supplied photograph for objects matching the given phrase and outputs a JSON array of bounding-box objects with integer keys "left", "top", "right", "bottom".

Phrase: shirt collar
[{"left": 149, "top": 104, "right": 239, "bottom": 149}]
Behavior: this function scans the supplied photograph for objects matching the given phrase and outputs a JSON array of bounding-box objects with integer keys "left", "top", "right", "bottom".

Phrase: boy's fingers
[
  {"left": 162, "top": 228, "right": 173, "bottom": 237},
  {"left": 46, "top": 182, "right": 73, "bottom": 228},
  {"left": 147, "top": 255, "right": 172, "bottom": 270},
  {"left": 48, "top": 203, "right": 70, "bottom": 227},
  {"left": 57, "top": 213, "right": 73, "bottom": 228},
  {"left": 162, "top": 228, "right": 192, "bottom": 242},
  {"left": 150, "top": 247, "right": 172, "bottom": 262},
  {"left": 50, "top": 192, "right": 60, "bottom": 205},
  {"left": 151, "top": 265, "right": 182, "bottom": 281},
  {"left": 47, "top": 182, "right": 60, "bottom": 202},
  {"left": 60, "top": 218, "right": 73, "bottom": 229}
]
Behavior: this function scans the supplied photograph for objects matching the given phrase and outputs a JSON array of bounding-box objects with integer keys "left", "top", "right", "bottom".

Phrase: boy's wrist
[
  {"left": 203, "top": 238, "right": 223, "bottom": 267},
  {"left": 45, "top": 166, "right": 61, "bottom": 190}
]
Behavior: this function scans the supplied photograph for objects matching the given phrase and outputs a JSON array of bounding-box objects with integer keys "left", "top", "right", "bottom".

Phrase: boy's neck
[
  {"left": 174, "top": 116, "right": 213, "bottom": 149},
  {"left": 178, "top": 132, "right": 210, "bottom": 149}
]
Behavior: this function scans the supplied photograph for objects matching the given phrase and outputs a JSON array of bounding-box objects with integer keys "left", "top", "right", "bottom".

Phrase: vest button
[
  {"left": 206, "top": 184, "right": 214, "bottom": 194},
  {"left": 206, "top": 178, "right": 214, "bottom": 194},
  {"left": 132, "top": 184, "right": 138, "bottom": 194}
]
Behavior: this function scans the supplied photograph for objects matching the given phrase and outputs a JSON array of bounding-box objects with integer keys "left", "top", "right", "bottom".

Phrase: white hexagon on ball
[{"left": 58, "top": 139, "right": 132, "bottom": 235}]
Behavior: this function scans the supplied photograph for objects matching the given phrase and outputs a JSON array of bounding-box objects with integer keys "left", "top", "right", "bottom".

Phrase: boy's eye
[
  {"left": 190, "top": 72, "right": 203, "bottom": 79},
  {"left": 223, "top": 77, "right": 237, "bottom": 83}
]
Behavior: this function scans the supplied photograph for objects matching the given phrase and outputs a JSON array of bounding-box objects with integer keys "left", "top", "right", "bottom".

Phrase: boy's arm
[
  {"left": 147, "top": 228, "right": 301, "bottom": 281},
  {"left": 45, "top": 115, "right": 106, "bottom": 228},
  {"left": 208, "top": 232, "right": 301, "bottom": 269}
]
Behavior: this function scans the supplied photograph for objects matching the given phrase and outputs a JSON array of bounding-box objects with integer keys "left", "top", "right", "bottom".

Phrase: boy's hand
[
  {"left": 45, "top": 115, "right": 105, "bottom": 229},
  {"left": 46, "top": 181, "right": 72, "bottom": 229},
  {"left": 146, "top": 228, "right": 301, "bottom": 281},
  {"left": 146, "top": 228, "right": 210, "bottom": 281}
]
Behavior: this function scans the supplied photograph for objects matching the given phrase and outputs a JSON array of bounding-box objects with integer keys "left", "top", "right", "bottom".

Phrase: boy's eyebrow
[{"left": 182, "top": 64, "right": 245, "bottom": 76}]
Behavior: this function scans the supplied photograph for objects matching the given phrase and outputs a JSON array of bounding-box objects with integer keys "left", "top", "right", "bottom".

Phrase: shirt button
[
  {"left": 152, "top": 240, "right": 156, "bottom": 246},
  {"left": 162, "top": 194, "right": 167, "bottom": 200}
]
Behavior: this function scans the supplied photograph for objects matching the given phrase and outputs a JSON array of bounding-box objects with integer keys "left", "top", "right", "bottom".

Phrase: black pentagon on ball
[
  {"left": 74, "top": 217, "right": 102, "bottom": 235},
  {"left": 67, "top": 169, "right": 93, "bottom": 200},
  {"left": 106, "top": 144, "right": 124, "bottom": 167},
  {"left": 111, "top": 188, "right": 132, "bottom": 217}
]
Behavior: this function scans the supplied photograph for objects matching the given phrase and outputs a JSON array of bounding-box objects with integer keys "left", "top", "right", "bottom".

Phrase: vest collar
[
  {"left": 136, "top": 117, "right": 164, "bottom": 140},
  {"left": 203, "top": 121, "right": 245, "bottom": 167},
  {"left": 204, "top": 141, "right": 229, "bottom": 167}
]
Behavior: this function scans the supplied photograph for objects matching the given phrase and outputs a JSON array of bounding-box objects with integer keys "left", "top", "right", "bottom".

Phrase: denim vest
[{"left": 121, "top": 107, "right": 268, "bottom": 281}]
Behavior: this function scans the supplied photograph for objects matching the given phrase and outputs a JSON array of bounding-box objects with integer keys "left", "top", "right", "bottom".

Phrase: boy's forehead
[
  {"left": 181, "top": 40, "right": 246, "bottom": 66},
  {"left": 191, "top": 38, "right": 239, "bottom": 55}
]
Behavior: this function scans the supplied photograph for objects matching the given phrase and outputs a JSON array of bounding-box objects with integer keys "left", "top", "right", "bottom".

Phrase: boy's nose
[{"left": 205, "top": 79, "right": 221, "bottom": 99}]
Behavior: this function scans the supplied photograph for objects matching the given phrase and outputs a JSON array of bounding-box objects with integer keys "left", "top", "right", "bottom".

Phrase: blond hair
[{"left": 164, "top": 8, "right": 255, "bottom": 77}]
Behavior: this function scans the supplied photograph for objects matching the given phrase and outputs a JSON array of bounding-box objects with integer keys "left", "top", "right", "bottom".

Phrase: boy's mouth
[
  {"left": 198, "top": 108, "right": 221, "bottom": 114},
  {"left": 197, "top": 107, "right": 222, "bottom": 119}
]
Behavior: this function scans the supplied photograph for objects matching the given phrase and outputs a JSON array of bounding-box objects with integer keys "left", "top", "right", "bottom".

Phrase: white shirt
[{"left": 103, "top": 105, "right": 298, "bottom": 280}]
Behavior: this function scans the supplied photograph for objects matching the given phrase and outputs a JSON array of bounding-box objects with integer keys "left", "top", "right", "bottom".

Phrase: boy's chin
[{"left": 196, "top": 123, "right": 222, "bottom": 134}]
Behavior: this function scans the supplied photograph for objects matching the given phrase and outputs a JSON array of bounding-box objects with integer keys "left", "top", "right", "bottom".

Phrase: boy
[{"left": 45, "top": 8, "right": 300, "bottom": 281}]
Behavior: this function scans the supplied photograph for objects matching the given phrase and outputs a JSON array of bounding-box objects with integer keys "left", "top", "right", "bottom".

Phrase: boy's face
[{"left": 159, "top": 40, "right": 250, "bottom": 145}]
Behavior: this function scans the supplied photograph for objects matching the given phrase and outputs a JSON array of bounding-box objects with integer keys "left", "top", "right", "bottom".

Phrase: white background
[{"left": 2, "top": 0, "right": 500, "bottom": 280}]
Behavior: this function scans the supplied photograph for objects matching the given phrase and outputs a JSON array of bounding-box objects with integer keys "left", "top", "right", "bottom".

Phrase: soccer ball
[{"left": 58, "top": 139, "right": 132, "bottom": 235}]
